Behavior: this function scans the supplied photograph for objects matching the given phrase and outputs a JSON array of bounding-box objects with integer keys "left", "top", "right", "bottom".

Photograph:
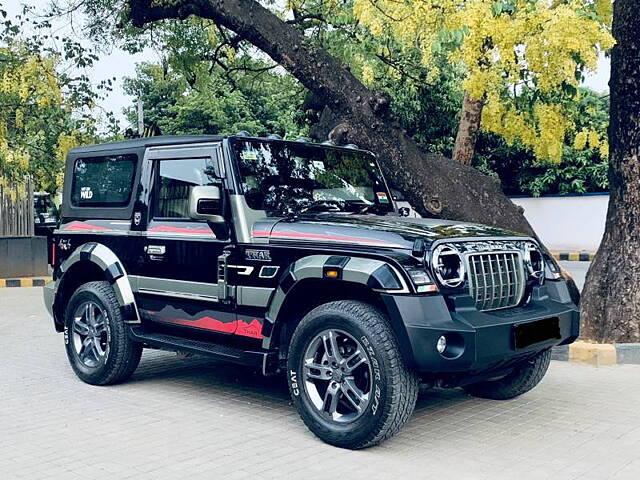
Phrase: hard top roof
[
  {"left": 69, "top": 135, "right": 224, "bottom": 155},
  {"left": 68, "top": 134, "right": 370, "bottom": 156}
]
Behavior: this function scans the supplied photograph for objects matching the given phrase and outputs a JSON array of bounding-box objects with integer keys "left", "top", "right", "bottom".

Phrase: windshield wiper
[
  {"left": 343, "top": 200, "right": 389, "bottom": 215},
  {"left": 298, "top": 200, "right": 345, "bottom": 214},
  {"left": 284, "top": 199, "right": 388, "bottom": 218}
]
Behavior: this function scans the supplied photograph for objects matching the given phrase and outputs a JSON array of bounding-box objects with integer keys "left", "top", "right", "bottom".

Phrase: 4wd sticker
[{"left": 240, "top": 151, "right": 258, "bottom": 161}]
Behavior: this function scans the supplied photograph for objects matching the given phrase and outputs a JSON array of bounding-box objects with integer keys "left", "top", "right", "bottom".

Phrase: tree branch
[{"left": 122, "top": 0, "right": 537, "bottom": 238}]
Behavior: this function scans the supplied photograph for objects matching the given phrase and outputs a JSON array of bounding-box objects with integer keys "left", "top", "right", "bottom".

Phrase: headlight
[
  {"left": 432, "top": 244, "right": 465, "bottom": 287},
  {"left": 405, "top": 267, "right": 438, "bottom": 293},
  {"left": 524, "top": 244, "right": 544, "bottom": 281}
]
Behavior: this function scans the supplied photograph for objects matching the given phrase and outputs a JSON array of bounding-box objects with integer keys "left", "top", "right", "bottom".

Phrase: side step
[{"left": 128, "top": 327, "right": 279, "bottom": 374}]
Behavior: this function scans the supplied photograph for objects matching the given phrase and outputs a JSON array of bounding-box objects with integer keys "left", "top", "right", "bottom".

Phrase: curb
[
  {"left": 0, "top": 277, "right": 52, "bottom": 288},
  {"left": 552, "top": 341, "right": 640, "bottom": 366},
  {"left": 551, "top": 252, "right": 595, "bottom": 262}
]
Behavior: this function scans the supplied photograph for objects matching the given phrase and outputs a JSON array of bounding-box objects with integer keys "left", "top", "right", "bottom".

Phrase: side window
[
  {"left": 71, "top": 154, "right": 136, "bottom": 207},
  {"left": 153, "top": 157, "right": 218, "bottom": 219}
]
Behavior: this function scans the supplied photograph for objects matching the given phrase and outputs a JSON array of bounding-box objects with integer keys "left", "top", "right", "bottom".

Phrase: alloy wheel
[
  {"left": 302, "top": 329, "right": 372, "bottom": 423},
  {"left": 71, "top": 301, "right": 109, "bottom": 368}
]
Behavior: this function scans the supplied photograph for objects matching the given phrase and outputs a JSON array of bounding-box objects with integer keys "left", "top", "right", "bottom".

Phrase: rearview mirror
[{"left": 189, "top": 185, "right": 225, "bottom": 223}]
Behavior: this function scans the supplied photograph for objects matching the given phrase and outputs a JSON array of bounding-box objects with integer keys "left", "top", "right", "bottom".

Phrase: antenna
[{"left": 137, "top": 92, "right": 144, "bottom": 136}]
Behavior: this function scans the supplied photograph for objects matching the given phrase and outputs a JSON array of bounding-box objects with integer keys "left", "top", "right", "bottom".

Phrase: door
[{"left": 131, "top": 144, "right": 239, "bottom": 335}]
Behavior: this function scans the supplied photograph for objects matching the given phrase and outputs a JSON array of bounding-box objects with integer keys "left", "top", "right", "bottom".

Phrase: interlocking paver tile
[{"left": 2, "top": 287, "right": 640, "bottom": 480}]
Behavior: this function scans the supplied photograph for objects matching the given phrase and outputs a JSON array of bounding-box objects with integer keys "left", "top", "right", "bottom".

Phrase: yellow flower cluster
[
  {"left": 574, "top": 128, "right": 609, "bottom": 158},
  {"left": 1, "top": 47, "right": 65, "bottom": 184},
  {"left": 353, "top": 0, "right": 614, "bottom": 162},
  {"left": 361, "top": 64, "right": 375, "bottom": 85},
  {"left": 55, "top": 134, "right": 80, "bottom": 189},
  {"left": 0, "top": 53, "right": 61, "bottom": 108}
]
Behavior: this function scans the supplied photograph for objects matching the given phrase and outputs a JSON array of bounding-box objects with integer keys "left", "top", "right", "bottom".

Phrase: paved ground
[
  {"left": 2, "top": 287, "right": 639, "bottom": 480},
  {"left": 559, "top": 261, "right": 590, "bottom": 291}
]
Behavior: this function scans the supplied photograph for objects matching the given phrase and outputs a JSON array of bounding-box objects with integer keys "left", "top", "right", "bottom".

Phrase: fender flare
[
  {"left": 56, "top": 242, "right": 140, "bottom": 323},
  {"left": 262, "top": 254, "right": 410, "bottom": 349}
]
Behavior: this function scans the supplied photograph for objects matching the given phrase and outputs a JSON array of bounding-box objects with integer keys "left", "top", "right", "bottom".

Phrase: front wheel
[
  {"left": 64, "top": 281, "right": 142, "bottom": 385},
  {"left": 287, "top": 300, "right": 418, "bottom": 449},
  {"left": 463, "top": 349, "right": 551, "bottom": 400}
]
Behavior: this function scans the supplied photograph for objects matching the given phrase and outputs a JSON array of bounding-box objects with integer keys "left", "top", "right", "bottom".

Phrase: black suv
[{"left": 44, "top": 135, "right": 579, "bottom": 449}]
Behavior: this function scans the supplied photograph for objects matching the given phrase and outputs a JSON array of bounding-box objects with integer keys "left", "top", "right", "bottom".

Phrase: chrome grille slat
[
  {"left": 466, "top": 251, "right": 525, "bottom": 312},
  {"left": 479, "top": 255, "right": 487, "bottom": 310}
]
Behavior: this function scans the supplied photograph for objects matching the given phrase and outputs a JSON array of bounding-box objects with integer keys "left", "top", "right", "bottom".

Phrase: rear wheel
[
  {"left": 64, "top": 281, "right": 142, "bottom": 385},
  {"left": 463, "top": 349, "right": 551, "bottom": 400},
  {"left": 287, "top": 300, "right": 418, "bottom": 449}
]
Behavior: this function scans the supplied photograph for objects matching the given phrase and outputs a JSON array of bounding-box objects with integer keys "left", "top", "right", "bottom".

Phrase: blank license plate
[{"left": 514, "top": 317, "right": 561, "bottom": 349}]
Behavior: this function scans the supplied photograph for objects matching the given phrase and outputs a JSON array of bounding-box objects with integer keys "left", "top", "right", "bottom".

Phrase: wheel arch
[
  {"left": 52, "top": 242, "right": 139, "bottom": 332},
  {"left": 262, "top": 254, "right": 414, "bottom": 363}
]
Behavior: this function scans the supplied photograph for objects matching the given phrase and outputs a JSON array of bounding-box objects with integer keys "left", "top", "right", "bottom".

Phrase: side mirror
[{"left": 189, "top": 185, "right": 225, "bottom": 223}]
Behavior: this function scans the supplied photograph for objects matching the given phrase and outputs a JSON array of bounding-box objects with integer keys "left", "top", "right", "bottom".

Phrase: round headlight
[{"left": 432, "top": 244, "right": 465, "bottom": 287}]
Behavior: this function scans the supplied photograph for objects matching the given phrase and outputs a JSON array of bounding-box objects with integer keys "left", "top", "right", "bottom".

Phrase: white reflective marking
[{"left": 227, "top": 265, "right": 255, "bottom": 276}]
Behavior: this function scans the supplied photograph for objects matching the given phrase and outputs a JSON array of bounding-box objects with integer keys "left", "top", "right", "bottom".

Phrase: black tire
[
  {"left": 287, "top": 300, "right": 418, "bottom": 449},
  {"left": 64, "top": 281, "right": 142, "bottom": 385},
  {"left": 463, "top": 349, "right": 551, "bottom": 400}
]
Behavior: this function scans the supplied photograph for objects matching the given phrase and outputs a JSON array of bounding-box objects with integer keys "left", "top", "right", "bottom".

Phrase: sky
[
  {"left": 5, "top": 0, "right": 158, "bottom": 128},
  {"left": 6, "top": 1, "right": 611, "bottom": 131}
]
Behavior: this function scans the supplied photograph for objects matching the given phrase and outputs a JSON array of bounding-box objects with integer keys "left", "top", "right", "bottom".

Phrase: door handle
[{"left": 145, "top": 245, "right": 166, "bottom": 260}]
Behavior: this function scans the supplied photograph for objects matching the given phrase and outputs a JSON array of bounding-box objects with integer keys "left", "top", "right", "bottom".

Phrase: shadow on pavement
[{"left": 128, "top": 350, "right": 471, "bottom": 413}]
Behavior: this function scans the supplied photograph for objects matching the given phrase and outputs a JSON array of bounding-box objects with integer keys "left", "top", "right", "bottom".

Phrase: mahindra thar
[{"left": 44, "top": 134, "right": 579, "bottom": 449}]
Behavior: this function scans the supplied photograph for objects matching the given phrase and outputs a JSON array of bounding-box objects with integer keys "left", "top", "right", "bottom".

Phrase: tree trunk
[
  {"left": 581, "top": 0, "right": 640, "bottom": 342},
  {"left": 126, "top": 0, "right": 533, "bottom": 233},
  {"left": 452, "top": 92, "right": 484, "bottom": 165},
  {"left": 125, "top": 0, "right": 582, "bottom": 304}
]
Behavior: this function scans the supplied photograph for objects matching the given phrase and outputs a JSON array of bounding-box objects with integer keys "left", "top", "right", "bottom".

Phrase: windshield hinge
[{"left": 217, "top": 250, "right": 236, "bottom": 303}]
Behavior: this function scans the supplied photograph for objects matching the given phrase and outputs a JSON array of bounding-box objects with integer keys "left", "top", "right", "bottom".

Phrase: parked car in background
[{"left": 34, "top": 192, "right": 59, "bottom": 236}]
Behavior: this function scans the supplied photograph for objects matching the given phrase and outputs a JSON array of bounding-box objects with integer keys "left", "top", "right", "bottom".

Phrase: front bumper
[{"left": 381, "top": 279, "right": 579, "bottom": 374}]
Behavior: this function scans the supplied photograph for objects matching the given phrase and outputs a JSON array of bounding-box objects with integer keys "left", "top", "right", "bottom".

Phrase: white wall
[{"left": 510, "top": 194, "right": 609, "bottom": 252}]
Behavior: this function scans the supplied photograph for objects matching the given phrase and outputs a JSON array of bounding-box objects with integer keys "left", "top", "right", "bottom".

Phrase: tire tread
[
  {"left": 66, "top": 281, "right": 142, "bottom": 386},
  {"left": 289, "top": 300, "right": 418, "bottom": 449}
]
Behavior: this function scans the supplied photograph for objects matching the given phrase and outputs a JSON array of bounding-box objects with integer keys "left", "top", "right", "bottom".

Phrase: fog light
[{"left": 436, "top": 335, "right": 447, "bottom": 354}]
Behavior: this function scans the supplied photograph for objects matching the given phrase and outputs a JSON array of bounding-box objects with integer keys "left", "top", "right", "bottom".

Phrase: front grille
[{"left": 466, "top": 251, "right": 525, "bottom": 311}]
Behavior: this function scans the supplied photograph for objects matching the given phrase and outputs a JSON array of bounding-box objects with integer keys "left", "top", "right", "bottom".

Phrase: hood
[{"left": 251, "top": 214, "right": 526, "bottom": 251}]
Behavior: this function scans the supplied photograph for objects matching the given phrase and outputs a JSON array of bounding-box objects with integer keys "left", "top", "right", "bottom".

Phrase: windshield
[{"left": 231, "top": 139, "right": 393, "bottom": 216}]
